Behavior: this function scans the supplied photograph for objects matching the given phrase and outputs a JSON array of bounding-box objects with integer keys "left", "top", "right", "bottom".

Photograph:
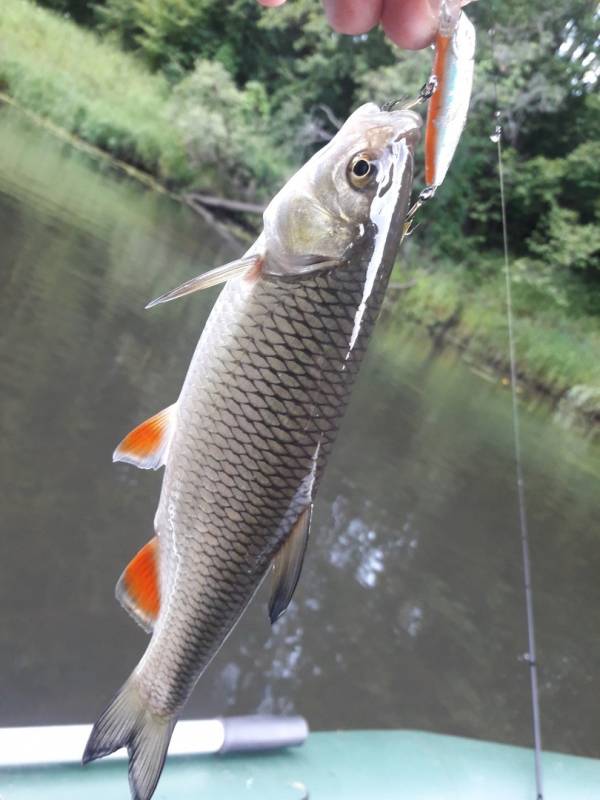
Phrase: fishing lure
[
  {"left": 406, "top": 3, "right": 476, "bottom": 225},
  {"left": 425, "top": 4, "right": 476, "bottom": 191}
]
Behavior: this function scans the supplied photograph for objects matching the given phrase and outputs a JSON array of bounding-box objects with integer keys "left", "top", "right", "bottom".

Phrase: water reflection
[{"left": 1, "top": 106, "right": 600, "bottom": 760}]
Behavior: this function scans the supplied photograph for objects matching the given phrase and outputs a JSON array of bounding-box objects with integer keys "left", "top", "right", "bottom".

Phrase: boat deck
[{"left": 2, "top": 730, "right": 599, "bottom": 799}]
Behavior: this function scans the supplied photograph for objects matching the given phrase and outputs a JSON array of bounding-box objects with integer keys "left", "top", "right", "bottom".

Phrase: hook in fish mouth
[
  {"left": 381, "top": 97, "right": 409, "bottom": 112},
  {"left": 382, "top": 77, "right": 437, "bottom": 114}
]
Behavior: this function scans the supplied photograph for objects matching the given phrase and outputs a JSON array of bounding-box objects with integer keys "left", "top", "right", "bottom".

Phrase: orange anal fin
[
  {"left": 113, "top": 404, "right": 176, "bottom": 470},
  {"left": 116, "top": 536, "right": 160, "bottom": 633}
]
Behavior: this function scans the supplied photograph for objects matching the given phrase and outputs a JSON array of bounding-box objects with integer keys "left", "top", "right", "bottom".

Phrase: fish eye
[
  {"left": 348, "top": 153, "right": 376, "bottom": 189},
  {"left": 353, "top": 159, "right": 370, "bottom": 177}
]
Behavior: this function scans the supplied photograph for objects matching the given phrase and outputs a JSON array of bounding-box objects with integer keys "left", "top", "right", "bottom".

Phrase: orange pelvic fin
[
  {"left": 113, "top": 404, "right": 176, "bottom": 470},
  {"left": 116, "top": 536, "right": 160, "bottom": 633}
]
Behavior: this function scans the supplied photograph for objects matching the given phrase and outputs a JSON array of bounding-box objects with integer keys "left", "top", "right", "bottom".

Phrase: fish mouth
[
  {"left": 386, "top": 107, "right": 422, "bottom": 151},
  {"left": 375, "top": 100, "right": 423, "bottom": 147},
  {"left": 344, "top": 102, "right": 422, "bottom": 150}
]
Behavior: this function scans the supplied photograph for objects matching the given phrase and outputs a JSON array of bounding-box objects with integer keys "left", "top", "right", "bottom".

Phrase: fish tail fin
[{"left": 83, "top": 677, "right": 175, "bottom": 800}]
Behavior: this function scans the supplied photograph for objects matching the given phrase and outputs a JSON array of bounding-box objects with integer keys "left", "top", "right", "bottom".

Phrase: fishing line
[{"left": 490, "top": 26, "right": 544, "bottom": 800}]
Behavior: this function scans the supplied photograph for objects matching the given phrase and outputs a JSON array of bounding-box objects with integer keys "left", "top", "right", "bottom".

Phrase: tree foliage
[
  {"left": 168, "top": 59, "right": 285, "bottom": 197},
  {"left": 31, "top": 0, "right": 600, "bottom": 312},
  {"left": 419, "top": 0, "right": 600, "bottom": 314}
]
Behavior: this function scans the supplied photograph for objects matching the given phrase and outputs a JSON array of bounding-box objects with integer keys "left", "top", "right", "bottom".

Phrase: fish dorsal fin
[
  {"left": 113, "top": 404, "right": 177, "bottom": 470},
  {"left": 145, "top": 254, "right": 262, "bottom": 309},
  {"left": 116, "top": 536, "right": 160, "bottom": 633},
  {"left": 269, "top": 505, "right": 312, "bottom": 624}
]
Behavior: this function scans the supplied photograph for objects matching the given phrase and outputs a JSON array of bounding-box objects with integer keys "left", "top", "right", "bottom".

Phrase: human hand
[{"left": 257, "top": 0, "right": 457, "bottom": 50}]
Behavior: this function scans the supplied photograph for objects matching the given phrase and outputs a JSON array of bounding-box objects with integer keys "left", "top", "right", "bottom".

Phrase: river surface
[{"left": 1, "top": 106, "right": 599, "bottom": 759}]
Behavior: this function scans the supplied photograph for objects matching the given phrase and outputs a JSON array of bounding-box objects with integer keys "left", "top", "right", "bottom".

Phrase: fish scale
[{"left": 140, "top": 253, "right": 386, "bottom": 716}]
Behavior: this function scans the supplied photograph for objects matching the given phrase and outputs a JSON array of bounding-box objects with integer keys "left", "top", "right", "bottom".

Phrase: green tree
[
  {"left": 31, "top": 0, "right": 600, "bottom": 309},
  {"left": 168, "top": 59, "right": 284, "bottom": 197}
]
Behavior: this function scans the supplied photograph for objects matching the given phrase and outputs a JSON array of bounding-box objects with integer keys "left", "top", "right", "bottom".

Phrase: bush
[{"left": 168, "top": 59, "right": 286, "bottom": 197}]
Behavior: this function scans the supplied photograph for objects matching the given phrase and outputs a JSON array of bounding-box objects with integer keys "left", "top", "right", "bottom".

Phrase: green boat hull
[{"left": 2, "top": 730, "right": 599, "bottom": 799}]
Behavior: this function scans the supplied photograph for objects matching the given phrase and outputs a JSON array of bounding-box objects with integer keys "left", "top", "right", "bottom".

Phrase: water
[{"left": 1, "top": 106, "right": 599, "bottom": 759}]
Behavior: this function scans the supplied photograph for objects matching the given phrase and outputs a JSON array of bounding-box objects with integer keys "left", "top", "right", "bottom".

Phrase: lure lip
[{"left": 438, "top": 0, "right": 463, "bottom": 37}]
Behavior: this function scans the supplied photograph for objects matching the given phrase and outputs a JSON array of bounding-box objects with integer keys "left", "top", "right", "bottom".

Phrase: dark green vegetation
[{"left": 1, "top": 0, "right": 598, "bottom": 411}]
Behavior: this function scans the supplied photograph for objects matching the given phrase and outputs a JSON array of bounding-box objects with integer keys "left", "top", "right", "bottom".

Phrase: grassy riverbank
[
  {"left": 0, "top": 0, "right": 190, "bottom": 180},
  {"left": 0, "top": 0, "right": 286, "bottom": 195},
  {"left": 389, "top": 260, "right": 600, "bottom": 426}
]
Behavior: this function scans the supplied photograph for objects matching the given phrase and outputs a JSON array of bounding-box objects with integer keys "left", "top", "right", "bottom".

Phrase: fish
[{"left": 82, "top": 101, "right": 421, "bottom": 800}]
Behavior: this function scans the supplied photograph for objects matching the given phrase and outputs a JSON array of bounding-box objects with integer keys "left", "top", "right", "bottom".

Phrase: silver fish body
[
  {"left": 144, "top": 234, "right": 403, "bottom": 714},
  {"left": 84, "top": 104, "right": 421, "bottom": 800}
]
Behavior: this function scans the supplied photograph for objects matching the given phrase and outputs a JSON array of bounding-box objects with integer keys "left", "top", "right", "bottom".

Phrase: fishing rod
[
  {"left": 490, "top": 25, "right": 545, "bottom": 800},
  {"left": 411, "top": 8, "right": 545, "bottom": 795}
]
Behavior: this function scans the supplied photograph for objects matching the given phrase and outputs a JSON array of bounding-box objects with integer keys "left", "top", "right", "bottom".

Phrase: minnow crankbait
[
  {"left": 405, "top": 2, "right": 476, "bottom": 227},
  {"left": 83, "top": 103, "right": 421, "bottom": 800},
  {"left": 425, "top": 3, "right": 475, "bottom": 193},
  {"left": 425, "top": 5, "right": 476, "bottom": 192}
]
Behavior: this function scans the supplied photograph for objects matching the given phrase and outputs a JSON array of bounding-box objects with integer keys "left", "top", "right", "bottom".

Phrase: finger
[
  {"left": 257, "top": 0, "right": 287, "bottom": 6},
  {"left": 322, "top": 0, "right": 384, "bottom": 35},
  {"left": 381, "top": 0, "right": 439, "bottom": 49}
]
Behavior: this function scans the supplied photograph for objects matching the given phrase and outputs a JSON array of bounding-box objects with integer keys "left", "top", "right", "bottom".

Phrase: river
[{"left": 1, "top": 105, "right": 599, "bottom": 759}]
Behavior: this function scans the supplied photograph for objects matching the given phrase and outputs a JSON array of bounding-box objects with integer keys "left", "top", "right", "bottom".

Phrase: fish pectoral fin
[
  {"left": 113, "top": 403, "right": 177, "bottom": 470},
  {"left": 116, "top": 536, "right": 160, "bottom": 633},
  {"left": 269, "top": 505, "right": 312, "bottom": 625},
  {"left": 145, "top": 254, "right": 262, "bottom": 309},
  {"left": 263, "top": 253, "right": 344, "bottom": 279}
]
